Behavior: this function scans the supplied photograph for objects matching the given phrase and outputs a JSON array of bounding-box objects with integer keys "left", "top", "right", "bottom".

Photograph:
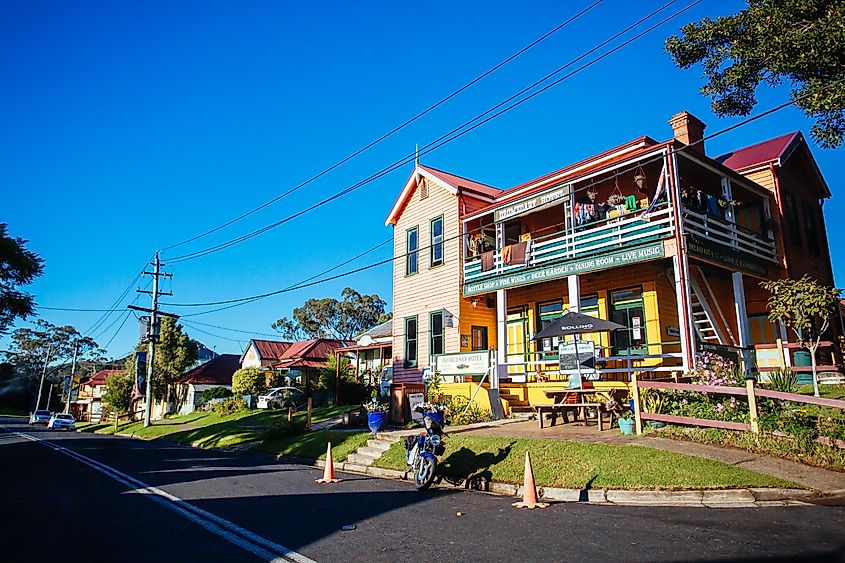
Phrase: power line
[
  {"left": 161, "top": 87, "right": 830, "bottom": 315},
  {"left": 180, "top": 320, "right": 248, "bottom": 344},
  {"left": 183, "top": 320, "right": 282, "bottom": 339},
  {"left": 159, "top": 1, "right": 603, "bottom": 253},
  {"left": 101, "top": 311, "right": 133, "bottom": 351},
  {"left": 82, "top": 253, "right": 155, "bottom": 337},
  {"left": 163, "top": 0, "right": 687, "bottom": 265}
]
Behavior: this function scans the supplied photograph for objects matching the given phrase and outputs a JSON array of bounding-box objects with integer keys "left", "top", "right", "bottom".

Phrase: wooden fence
[{"left": 630, "top": 374, "right": 845, "bottom": 437}]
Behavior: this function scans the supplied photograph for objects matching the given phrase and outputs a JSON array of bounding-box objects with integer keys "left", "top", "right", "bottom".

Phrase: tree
[
  {"left": 152, "top": 317, "right": 198, "bottom": 400},
  {"left": 231, "top": 368, "right": 267, "bottom": 396},
  {"left": 102, "top": 371, "right": 134, "bottom": 431},
  {"left": 665, "top": 0, "right": 845, "bottom": 148},
  {"left": 760, "top": 275, "right": 841, "bottom": 397},
  {"left": 272, "top": 287, "right": 388, "bottom": 340},
  {"left": 0, "top": 224, "right": 44, "bottom": 335}
]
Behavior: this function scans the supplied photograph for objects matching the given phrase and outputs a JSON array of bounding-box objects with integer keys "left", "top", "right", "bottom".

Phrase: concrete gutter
[{"left": 281, "top": 454, "right": 843, "bottom": 508}]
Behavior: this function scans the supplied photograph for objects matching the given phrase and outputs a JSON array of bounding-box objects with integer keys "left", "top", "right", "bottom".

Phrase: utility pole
[
  {"left": 34, "top": 345, "right": 54, "bottom": 411},
  {"left": 65, "top": 340, "right": 79, "bottom": 414},
  {"left": 138, "top": 252, "right": 173, "bottom": 428}
]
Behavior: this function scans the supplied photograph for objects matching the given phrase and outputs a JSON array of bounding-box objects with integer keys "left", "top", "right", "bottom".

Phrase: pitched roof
[
  {"left": 715, "top": 131, "right": 801, "bottom": 172},
  {"left": 355, "top": 320, "right": 392, "bottom": 340},
  {"left": 250, "top": 339, "right": 295, "bottom": 361},
  {"left": 385, "top": 164, "right": 501, "bottom": 226},
  {"left": 271, "top": 338, "right": 354, "bottom": 369},
  {"left": 178, "top": 354, "right": 241, "bottom": 386},
  {"left": 84, "top": 369, "right": 122, "bottom": 387}
]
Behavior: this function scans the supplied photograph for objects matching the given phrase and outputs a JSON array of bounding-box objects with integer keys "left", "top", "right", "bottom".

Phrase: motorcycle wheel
[{"left": 414, "top": 456, "right": 437, "bottom": 490}]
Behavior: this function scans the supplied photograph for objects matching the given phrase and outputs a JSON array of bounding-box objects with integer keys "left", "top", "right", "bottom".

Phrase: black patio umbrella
[{"left": 531, "top": 310, "right": 626, "bottom": 341}]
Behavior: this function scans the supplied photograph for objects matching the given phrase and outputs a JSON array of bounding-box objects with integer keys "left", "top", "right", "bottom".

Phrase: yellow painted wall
[{"left": 439, "top": 382, "right": 510, "bottom": 416}]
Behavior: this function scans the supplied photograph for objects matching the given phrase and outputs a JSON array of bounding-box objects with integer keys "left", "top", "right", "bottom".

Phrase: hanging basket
[{"left": 634, "top": 165, "right": 647, "bottom": 191}]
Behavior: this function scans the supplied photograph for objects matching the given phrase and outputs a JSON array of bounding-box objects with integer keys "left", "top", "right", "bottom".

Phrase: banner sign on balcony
[
  {"left": 432, "top": 351, "right": 491, "bottom": 376},
  {"left": 464, "top": 241, "right": 664, "bottom": 296},
  {"left": 494, "top": 186, "right": 569, "bottom": 222},
  {"left": 686, "top": 235, "right": 767, "bottom": 277}
]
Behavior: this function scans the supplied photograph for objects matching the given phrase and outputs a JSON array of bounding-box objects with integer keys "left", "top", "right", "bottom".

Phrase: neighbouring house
[
  {"left": 339, "top": 321, "right": 393, "bottom": 387},
  {"left": 175, "top": 354, "right": 241, "bottom": 415},
  {"left": 386, "top": 110, "right": 838, "bottom": 416},
  {"left": 73, "top": 369, "right": 121, "bottom": 422},
  {"left": 240, "top": 338, "right": 354, "bottom": 394}
]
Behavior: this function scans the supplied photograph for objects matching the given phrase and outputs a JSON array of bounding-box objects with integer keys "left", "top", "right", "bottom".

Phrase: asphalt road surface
[{"left": 1, "top": 417, "right": 844, "bottom": 562}]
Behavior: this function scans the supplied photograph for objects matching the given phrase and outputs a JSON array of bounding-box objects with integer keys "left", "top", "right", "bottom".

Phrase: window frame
[
  {"left": 536, "top": 299, "right": 563, "bottom": 357},
  {"left": 783, "top": 191, "right": 802, "bottom": 247},
  {"left": 471, "top": 325, "right": 488, "bottom": 351},
  {"left": 430, "top": 215, "right": 444, "bottom": 267},
  {"left": 404, "top": 315, "right": 418, "bottom": 368},
  {"left": 405, "top": 226, "right": 419, "bottom": 276},
  {"left": 609, "top": 286, "right": 648, "bottom": 356},
  {"left": 429, "top": 310, "right": 445, "bottom": 360},
  {"left": 802, "top": 201, "right": 820, "bottom": 255}
]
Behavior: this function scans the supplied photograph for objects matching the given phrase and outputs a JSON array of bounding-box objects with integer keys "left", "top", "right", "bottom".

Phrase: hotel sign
[
  {"left": 432, "top": 351, "right": 491, "bottom": 376},
  {"left": 686, "top": 235, "right": 768, "bottom": 277},
  {"left": 494, "top": 186, "right": 569, "bottom": 222},
  {"left": 464, "top": 242, "right": 665, "bottom": 296}
]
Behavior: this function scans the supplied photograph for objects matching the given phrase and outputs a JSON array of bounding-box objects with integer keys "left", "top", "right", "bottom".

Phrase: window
[
  {"left": 783, "top": 192, "right": 802, "bottom": 247},
  {"left": 580, "top": 294, "right": 599, "bottom": 315},
  {"left": 471, "top": 326, "right": 488, "bottom": 350},
  {"left": 803, "top": 202, "right": 820, "bottom": 255},
  {"left": 430, "top": 311, "right": 444, "bottom": 358},
  {"left": 406, "top": 226, "right": 419, "bottom": 275},
  {"left": 537, "top": 299, "right": 563, "bottom": 356},
  {"left": 430, "top": 216, "right": 444, "bottom": 267},
  {"left": 404, "top": 316, "right": 418, "bottom": 368},
  {"left": 505, "top": 222, "right": 521, "bottom": 245},
  {"left": 609, "top": 287, "right": 647, "bottom": 355}
]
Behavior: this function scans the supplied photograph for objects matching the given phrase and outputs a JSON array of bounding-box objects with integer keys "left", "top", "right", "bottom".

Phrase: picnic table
[{"left": 534, "top": 388, "right": 627, "bottom": 431}]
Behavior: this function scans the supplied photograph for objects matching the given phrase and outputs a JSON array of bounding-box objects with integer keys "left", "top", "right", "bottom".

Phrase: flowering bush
[
  {"left": 446, "top": 395, "right": 492, "bottom": 425},
  {"left": 415, "top": 402, "right": 449, "bottom": 414},
  {"left": 688, "top": 352, "right": 744, "bottom": 387},
  {"left": 661, "top": 353, "right": 750, "bottom": 423},
  {"left": 363, "top": 399, "right": 389, "bottom": 413}
]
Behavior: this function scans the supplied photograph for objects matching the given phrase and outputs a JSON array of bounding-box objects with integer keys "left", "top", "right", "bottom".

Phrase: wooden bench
[{"left": 535, "top": 402, "right": 604, "bottom": 430}]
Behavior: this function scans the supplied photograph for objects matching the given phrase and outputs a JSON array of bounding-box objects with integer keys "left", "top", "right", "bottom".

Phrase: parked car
[
  {"left": 28, "top": 410, "right": 52, "bottom": 426},
  {"left": 257, "top": 387, "right": 304, "bottom": 409},
  {"left": 47, "top": 413, "right": 76, "bottom": 430},
  {"left": 379, "top": 365, "right": 393, "bottom": 397}
]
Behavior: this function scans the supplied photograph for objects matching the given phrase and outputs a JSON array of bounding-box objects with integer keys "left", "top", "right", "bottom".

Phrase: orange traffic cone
[
  {"left": 512, "top": 451, "right": 548, "bottom": 509},
  {"left": 315, "top": 441, "right": 340, "bottom": 484}
]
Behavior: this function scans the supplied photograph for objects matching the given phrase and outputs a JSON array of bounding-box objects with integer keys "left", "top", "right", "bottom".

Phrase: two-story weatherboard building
[{"left": 386, "top": 111, "right": 837, "bottom": 414}]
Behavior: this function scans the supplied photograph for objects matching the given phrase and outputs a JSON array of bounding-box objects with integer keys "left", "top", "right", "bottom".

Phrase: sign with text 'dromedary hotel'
[{"left": 463, "top": 242, "right": 665, "bottom": 296}]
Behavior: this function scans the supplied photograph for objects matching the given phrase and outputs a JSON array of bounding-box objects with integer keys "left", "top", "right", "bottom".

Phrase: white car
[
  {"left": 47, "top": 413, "right": 75, "bottom": 430},
  {"left": 257, "top": 387, "right": 304, "bottom": 409},
  {"left": 28, "top": 410, "right": 52, "bottom": 426}
]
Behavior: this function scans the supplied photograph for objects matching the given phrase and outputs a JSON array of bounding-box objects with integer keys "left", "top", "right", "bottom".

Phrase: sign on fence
[
  {"left": 558, "top": 340, "right": 597, "bottom": 377},
  {"left": 432, "top": 351, "right": 491, "bottom": 376}
]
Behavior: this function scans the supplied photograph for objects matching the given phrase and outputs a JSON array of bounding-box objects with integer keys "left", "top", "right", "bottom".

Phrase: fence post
[
  {"left": 307, "top": 398, "right": 313, "bottom": 431},
  {"left": 776, "top": 338, "right": 785, "bottom": 369},
  {"left": 631, "top": 373, "right": 643, "bottom": 435},
  {"left": 746, "top": 378, "right": 759, "bottom": 434}
]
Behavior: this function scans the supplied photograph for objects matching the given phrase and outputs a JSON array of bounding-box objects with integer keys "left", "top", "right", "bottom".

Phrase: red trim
[
  {"left": 753, "top": 388, "right": 845, "bottom": 409},
  {"left": 640, "top": 412, "right": 751, "bottom": 431}
]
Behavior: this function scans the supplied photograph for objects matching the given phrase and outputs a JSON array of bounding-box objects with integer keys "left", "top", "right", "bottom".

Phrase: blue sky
[{"left": 2, "top": 0, "right": 842, "bottom": 357}]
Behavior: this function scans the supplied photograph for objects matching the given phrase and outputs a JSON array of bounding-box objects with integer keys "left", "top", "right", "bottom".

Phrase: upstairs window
[
  {"left": 803, "top": 201, "right": 820, "bottom": 255},
  {"left": 430, "top": 216, "right": 444, "bottom": 267},
  {"left": 406, "top": 226, "right": 419, "bottom": 275},
  {"left": 783, "top": 192, "right": 802, "bottom": 247},
  {"left": 430, "top": 311, "right": 444, "bottom": 358}
]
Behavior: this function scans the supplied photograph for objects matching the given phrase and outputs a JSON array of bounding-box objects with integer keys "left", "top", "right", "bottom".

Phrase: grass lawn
[
  {"left": 373, "top": 435, "right": 798, "bottom": 490},
  {"left": 256, "top": 431, "right": 371, "bottom": 462}
]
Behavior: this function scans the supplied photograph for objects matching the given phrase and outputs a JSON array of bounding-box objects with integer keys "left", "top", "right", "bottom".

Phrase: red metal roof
[
  {"left": 251, "top": 339, "right": 295, "bottom": 361},
  {"left": 179, "top": 354, "right": 241, "bottom": 386},
  {"left": 418, "top": 165, "right": 502, "bottom": 198},
  {"left": 271, "top": 338, "right": 354, "bottom": 369},
  {"left": 715, "top": 131, "right": 801, "bottom": 172},
  {"left": 84, "top": 369, "right": 122, "bottom": 387}
]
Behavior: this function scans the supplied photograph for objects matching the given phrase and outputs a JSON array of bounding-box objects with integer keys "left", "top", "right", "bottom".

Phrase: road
[{"left": 1, "top": 418, "right": 844, "bottom": 562}]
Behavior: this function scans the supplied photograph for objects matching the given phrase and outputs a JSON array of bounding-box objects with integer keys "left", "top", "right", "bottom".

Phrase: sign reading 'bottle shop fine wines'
[{"left": 463, "top": 242, "right": 665, "bottom": 296}]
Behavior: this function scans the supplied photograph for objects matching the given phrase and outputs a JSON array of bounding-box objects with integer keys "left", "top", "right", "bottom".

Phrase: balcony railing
[{"left": 464, "top": 201, "right": 778, "bottom": 285}]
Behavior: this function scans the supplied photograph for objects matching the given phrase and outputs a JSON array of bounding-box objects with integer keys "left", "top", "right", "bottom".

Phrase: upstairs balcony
[{"left": 462, "top": 157, "right": 778, "bottom": 295}]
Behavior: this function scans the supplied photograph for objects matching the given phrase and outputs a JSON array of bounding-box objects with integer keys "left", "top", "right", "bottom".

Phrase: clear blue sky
[{"left": 2, "top": 0, "right": 842, "bottom": 358}]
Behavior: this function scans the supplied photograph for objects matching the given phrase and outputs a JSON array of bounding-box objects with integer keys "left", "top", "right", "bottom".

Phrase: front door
[{"left": 506, "top": 307, "right": 528, "bottom": 383}]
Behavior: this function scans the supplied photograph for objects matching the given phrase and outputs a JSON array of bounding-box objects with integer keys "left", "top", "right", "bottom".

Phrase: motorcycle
[{"left": 404, "top": 408, "right": 446, "bottom": 490}]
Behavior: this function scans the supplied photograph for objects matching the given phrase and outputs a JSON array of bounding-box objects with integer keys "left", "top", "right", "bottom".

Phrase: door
[
  {"left": 506, "top": 307, "right": 528, "bottom": 382},
  {"left": 609, "top": 288, "right": 648, "bottom": 356}
]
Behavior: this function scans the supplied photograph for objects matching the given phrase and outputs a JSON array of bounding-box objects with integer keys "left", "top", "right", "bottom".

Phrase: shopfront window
[
  {"left": 609, "top": 287, "right": 647, "bottom": 355},
  {"left": 537, "top": 299, "right": 563, "bottom": 356}
]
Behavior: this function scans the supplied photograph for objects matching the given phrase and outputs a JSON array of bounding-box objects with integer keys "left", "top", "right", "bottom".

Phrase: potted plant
[
  {"left": 618, "top": 410, "right": 636, "bottom": 435},
  {"left": 416, "top": 402, "right": 449, "bottom": 426},
  {"left": 364, "top": 398, "right": 389, "bottom": 433}
]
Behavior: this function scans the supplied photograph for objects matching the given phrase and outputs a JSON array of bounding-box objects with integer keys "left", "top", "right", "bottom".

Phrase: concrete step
[
  {"left": 510, "top": 406, "right": 535, "bottom": 413},
  {"left": 346, "top": 453, "right": 377, "bottom": 466},
  {"left": 367, "top": 439, "right": 393, "bottom": 451},
  {"left": 356, "top": 446, "right": 388, "bottom": 458}
]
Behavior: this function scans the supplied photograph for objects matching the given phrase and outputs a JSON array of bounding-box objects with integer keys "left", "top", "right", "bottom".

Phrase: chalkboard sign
[{"left": 558, "top": 340, "right": 596, "bottom": 375}]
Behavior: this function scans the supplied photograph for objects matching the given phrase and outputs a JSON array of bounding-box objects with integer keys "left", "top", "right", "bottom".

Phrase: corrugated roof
[
  {"left": 179, "top": 354, "right": 241, "bottom": 386},
  {"left": 271, "top": 338, "right": 353, "bottom": 369},
  {"left": 419, "top": 165, "right": 502, "bottom": 198},
  {"left": 355, "top": 320, "right": 392, "bottom": 340},
  {"left": 84, "top": 369, "right": 122, "bottom": 387},
  {"left": 715, "top": 131, "right": 801, "bottom": 171},
  {"left": 251, "top": 339, "right": 295, "bottom": 360}
]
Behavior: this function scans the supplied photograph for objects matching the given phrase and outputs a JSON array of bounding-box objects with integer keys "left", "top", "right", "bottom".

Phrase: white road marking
[{"left": 6, "top": 428, "right": 317, "bottom": 563}]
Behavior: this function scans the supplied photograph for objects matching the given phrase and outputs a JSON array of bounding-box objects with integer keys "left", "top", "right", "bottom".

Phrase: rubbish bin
[{"left": 793, "top": 351, "right": 813, "bottom": 385}]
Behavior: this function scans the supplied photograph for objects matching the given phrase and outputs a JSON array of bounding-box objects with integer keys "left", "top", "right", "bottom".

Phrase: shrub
[
  {"left": 213, "top": 397, "right": 248, "bottom": 416},
  {"left": 200, "top": 386, "right": 233, "bottom": 403},
  {"left": 264, "top": 418, "right": 307, "bottom": 440},
  {"left": 765, "top": 368, "right": 798, "bottom": 394},
  {"left": 445, "top": 395, "right": 493, "bottom": 426},
  {"left": 232, "top": 368, "right": 267, "bottom": 396}
]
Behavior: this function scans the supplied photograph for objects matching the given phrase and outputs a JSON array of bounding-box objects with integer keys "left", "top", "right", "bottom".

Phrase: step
[
  {"left": 367, "top": 439, "right": 393, "bottom": 452},
  {"left": 356, "top": 446, "right": 388, "bottom": 458},
  {"left": 346, "top": 453, "right": 377, "bottom": 466},
  {"left": 510, "top": 406, "right": 535, "bottom": 413}
]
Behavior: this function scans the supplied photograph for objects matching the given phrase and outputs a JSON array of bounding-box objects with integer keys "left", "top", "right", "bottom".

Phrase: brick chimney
[{"left": 668, "top": 111, "right": 706, "bottom": 156}]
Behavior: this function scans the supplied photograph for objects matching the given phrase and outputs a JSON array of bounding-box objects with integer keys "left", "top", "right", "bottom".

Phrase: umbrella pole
[{"left": 574, "top": 336, "right": 582, "bottom": 389}]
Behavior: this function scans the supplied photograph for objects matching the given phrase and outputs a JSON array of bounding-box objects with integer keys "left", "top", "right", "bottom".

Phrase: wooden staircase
[
  {"left": 499, "top": 390, "right": 534, "bottom": 415},
  {"left": 689, "top": 267, "right": 736, "bottom": 347}
]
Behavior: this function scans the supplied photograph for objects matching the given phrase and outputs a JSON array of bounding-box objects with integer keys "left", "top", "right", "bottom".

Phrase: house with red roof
[
  {"left": 386, "top": 111, "right": 838, "bottom": 416},
  {"left": 240, "top": 338, "right": 353, "bottom": 393},
  {"left": 73, "top": 369, "right": 122, "bottom": 422},
  {"left": 174, "top": 354, "right": 241, "bottom": 414}
]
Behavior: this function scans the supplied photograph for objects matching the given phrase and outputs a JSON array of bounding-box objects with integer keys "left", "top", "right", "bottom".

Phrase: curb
[{"left": 276, "top": 454, "right": 830, "bottom": 508}]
